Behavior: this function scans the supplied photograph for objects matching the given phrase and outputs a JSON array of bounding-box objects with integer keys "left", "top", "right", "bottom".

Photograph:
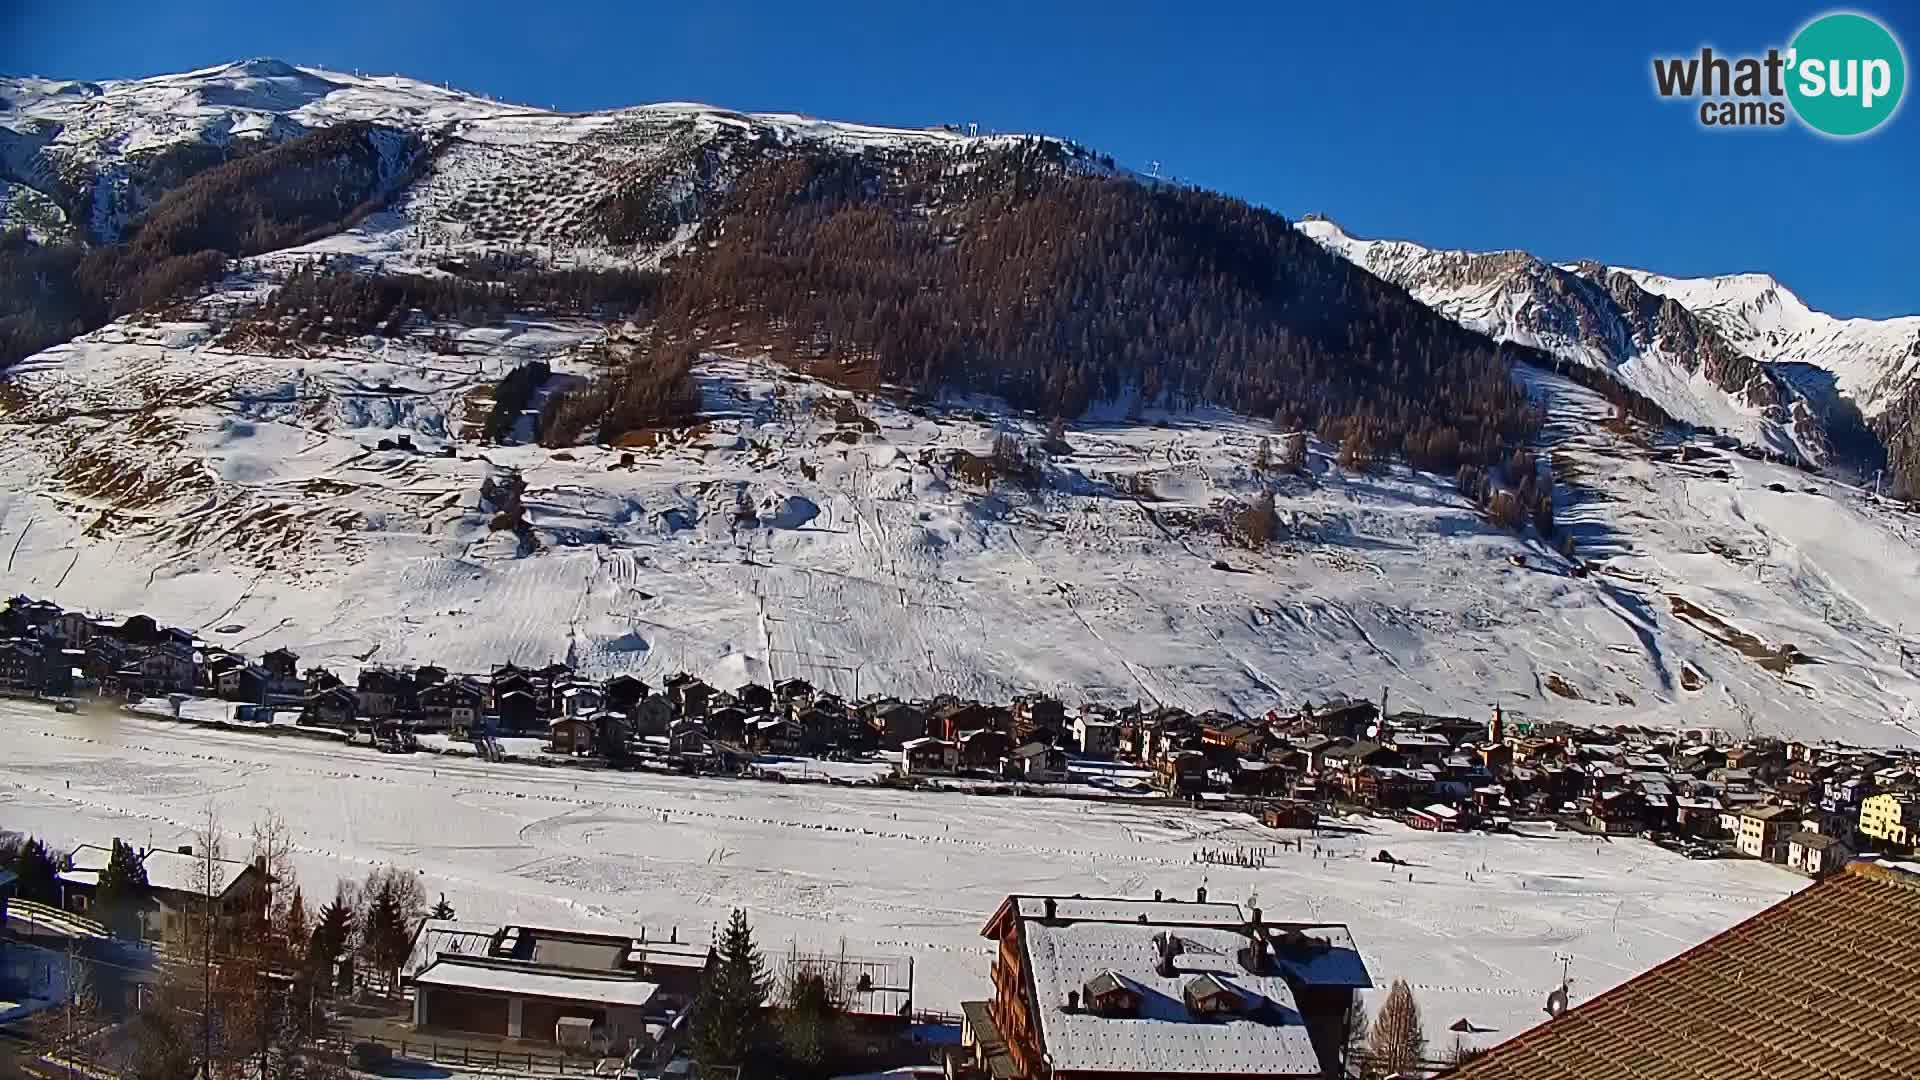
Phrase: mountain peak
[{"left": 224, "top": 57, "right": 305, "bottom": 79}]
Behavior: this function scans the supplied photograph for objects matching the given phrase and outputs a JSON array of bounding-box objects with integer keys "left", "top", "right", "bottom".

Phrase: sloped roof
[
  {"left": 1022, "top": 918, "right": 1322, "bottom": 1076},
  {"left": 1443, "top": 862, "right": 1920, "bottom": 1080}
]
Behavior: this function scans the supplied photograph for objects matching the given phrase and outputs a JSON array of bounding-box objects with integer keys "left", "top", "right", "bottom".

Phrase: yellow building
[{"left": 1858, "top": 793, "right": 1918, "bottom": 849}]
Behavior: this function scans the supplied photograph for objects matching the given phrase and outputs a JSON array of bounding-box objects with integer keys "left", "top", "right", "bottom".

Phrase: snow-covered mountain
[
  {"left": 1297, "top": 217, "right": 1917, "bottom": 478},
  {"left": 3, "top": 61, "right": 1920, "bottom": 748},
  {"left": 0, "top": 58, "right": 1086, "bottom": 249}
]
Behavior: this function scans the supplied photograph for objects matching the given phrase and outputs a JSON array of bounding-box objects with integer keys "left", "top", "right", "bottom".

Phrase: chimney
[
  {"left": 178, "top": 845, "right": 193, "bottom": 857},
  {"left": 1251, "top": 906, "right": 1263, "bottom": 929},
  {"left": 1196, "top": 886, "right": 1208, "bottom": 904},
  {"left": 1065, "top": 990, "right": 1079, "bottom": 1013},
  {"left": 1043, "top": 897, "right": 1058, "bottom": 922},
  {"left": 1154, "top": 932, "right": 1182, "bottom": 978},
  {"left": 254, "top": 854, "right": 267, "bottom": 876},
  {"left": 1153, "top": 888, "right": 1163, "bottom": 901}
]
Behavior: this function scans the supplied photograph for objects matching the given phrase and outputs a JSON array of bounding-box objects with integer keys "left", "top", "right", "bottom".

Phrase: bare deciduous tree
[{"left": 1367, "top": 979, "right": 1427, "bottom": 1077}]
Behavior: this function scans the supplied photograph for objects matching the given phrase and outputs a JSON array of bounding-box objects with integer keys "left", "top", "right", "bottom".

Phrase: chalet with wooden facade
[{"left": 959, "top": 892, "right": 1370, "bottom": 1080}]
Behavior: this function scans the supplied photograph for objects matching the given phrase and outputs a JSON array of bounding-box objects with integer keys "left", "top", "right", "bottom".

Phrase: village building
[
  {"left": 667, "top": 718, "right": 705, "bottom": 755},
  {"left": 1858, "top": 792, "right": 1918, "bottom": 852},
  {"left": 1408, "top": 803, "right": 1463, "bottom": 832},
  {"left": 1073, "top": 711, "right": 1120, "bottom": 758},
  {"left": 301, "top": 685, "right": 358, "bottom": 727},
  {"left": 420, "top": 679, "right": 485, "bottom": 734},
  {"left": 1261, "top": 801, "right": 1318, "bottom": 830},
  {"left": 959, "top": 892, "right": 1370, "bottom": 1080},
  {"left": 1302, "top": 697, "right": 1379, "bottom": 740},
  {"left": 59, "top": 842, "right": 267, "bottom": 943},
  {"left": 954, "top": 728, "right": 1010, "bottom": 771},
  {"left": 1444, "top": 862, "right": 1920, "bottom": 1080},
  {"left": 603, "top": 674, "right": 650, "bottom": 714},
  {"left": 1011, "top": 694, "right": 1067, "bottom": 743},
  {"left": 902, "top": 737, "right": 959, "bottom": 776},
  {"left": 0, "top": 638, "right": 46, "bottom": 692},
  {"left": 1586, "top": 788, "right": 1645, "bottom": 835},
  {"left": 548, "top": 715, "right": 597, "bottom": 755},
  {"left": 1005, "top": 742, "right": 1067, "bottom": 783},
  {"left": 409, "top": 922, "right": 707, "bottom": 1050},
  {"left": 498, "top": 689, "right": 540, "bottom": 734},
  {"left": 664, "top": 673, "right": 714, "bottom": 718},
  {"left": 628, "top": 693, "right": 672, "bottom": 736},
  {"left": 261, "top": 647, "right": 300, "bottom": 680},
  {"left": 865, "top": 699, "right": 929, "bottom": 747},
  {"left": 1156, "top": 749, "right": 1208, "bottom": 798},
  {"left": 1388, "top": 731, "right": 1452, "bottom": 768},
  {"left": 355, "top": 666, "right": 414, "bottom": 719},
  {"left": 1736, "top": 804, "right": 1796, "bottom": 862},
  {"left": 1786, "top": 830, "right": 1853, "bottom": 878}
]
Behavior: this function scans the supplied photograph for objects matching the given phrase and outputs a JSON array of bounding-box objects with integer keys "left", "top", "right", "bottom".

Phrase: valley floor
[{"left": 0, "top": 699, "right": 1798, "bottom": 1047}]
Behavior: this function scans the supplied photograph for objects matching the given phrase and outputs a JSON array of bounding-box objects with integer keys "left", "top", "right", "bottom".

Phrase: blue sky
[{"left": 6, "top": 1, "right": 1915, "bottom": 317}]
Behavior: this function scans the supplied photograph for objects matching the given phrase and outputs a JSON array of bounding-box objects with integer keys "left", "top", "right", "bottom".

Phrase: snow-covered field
[{"left": 0, "top": 699, "right": 1799, "bottom": 1046}]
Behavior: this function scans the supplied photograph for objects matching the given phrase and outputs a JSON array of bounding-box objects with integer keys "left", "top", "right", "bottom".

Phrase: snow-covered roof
[
  {"left": 138, "top": 846, "right": 255, "bottom": 897},
  {"left": 67, "top": 843, "right": 252, "bottom": 898},
  {"left": 1021, "top": 918, "right": 1324, "bottom": 1076},
  {"left": 405, "top": 918, "right": 499, "bottom": 980},
  {"left": 413, "top": 955, "right": 659, "bottom": 1008},
  {"left": 1010, "top": 896, "right": 1247, "bottom": 927},
  {"left": 1266, "top": 925, "right": 1372, "bottom": 989},
  {"left": 1416, "top": 803, "right": 1460, "bottom": 819}
]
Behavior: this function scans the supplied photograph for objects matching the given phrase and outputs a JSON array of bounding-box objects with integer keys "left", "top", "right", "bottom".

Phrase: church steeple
[{"left": 1489, "top": 702, "right": 1505, "bottom": 745}]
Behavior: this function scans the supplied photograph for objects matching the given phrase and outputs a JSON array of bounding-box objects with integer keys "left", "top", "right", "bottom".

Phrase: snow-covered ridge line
[{"left": 1295, "top": 217, "right": 1918, "bottom": 475}]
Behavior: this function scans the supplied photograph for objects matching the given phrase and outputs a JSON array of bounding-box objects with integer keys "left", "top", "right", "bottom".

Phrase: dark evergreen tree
[
  {"left": 691, "top": 908, "right": 772, "bottom": 1078},
  {"left": 95, "top": 839, "right": 150, "bottom": 940},
  {"left": 307, "top": 890, "right": 354, "bottom": 991},
  {"left": 4, "top": 835, "right": 63, "bottom": 904},
  {"left": 779, "top": 969, "right": 840, "bottom": 1080}
]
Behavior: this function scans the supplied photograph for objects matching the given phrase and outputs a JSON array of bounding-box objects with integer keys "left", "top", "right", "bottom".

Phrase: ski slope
[{"left": 0, "top": 699, "right": 1801, "bottom": 1046}]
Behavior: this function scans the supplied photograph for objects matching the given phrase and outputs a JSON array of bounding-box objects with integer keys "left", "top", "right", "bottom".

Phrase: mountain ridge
[{"left": 1298, "top": 215, "right": 1917, "bottom": 487}]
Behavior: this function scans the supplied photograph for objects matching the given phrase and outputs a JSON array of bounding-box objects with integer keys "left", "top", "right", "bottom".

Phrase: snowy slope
[
  {"left": 1296, "top": 219, "right": 1833, "bottom": 466},
  {"left": 3, "top": 268, "right": 1919, "bottom": 746},
  {"left": 1619, "top": 267, "right": 1920, "bottom": 420},
  {"left": 0, "top": 58, "right": 1087, "bottom": 248}
]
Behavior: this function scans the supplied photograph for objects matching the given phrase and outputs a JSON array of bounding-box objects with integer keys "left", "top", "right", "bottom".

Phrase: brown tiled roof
[{"left": 1444, "top": 861, "right": 1920, "bottom": 1080}]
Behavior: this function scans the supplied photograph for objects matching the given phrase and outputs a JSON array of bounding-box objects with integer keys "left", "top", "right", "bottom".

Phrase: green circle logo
[{"left": 1787, "top": 12, "right": 1906, "bottom": 136}]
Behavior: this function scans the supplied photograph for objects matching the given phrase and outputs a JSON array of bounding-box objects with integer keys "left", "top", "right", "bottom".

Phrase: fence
[{"left": 322, "top": 1033, "right": 584, "bottom": 1076}]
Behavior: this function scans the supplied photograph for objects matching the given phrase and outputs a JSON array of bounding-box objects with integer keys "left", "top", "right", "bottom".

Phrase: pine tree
[
  {"left": 1367, "top": 979, "right": 1427, "bottom": 1077},
  {"left": 429, "top": 893, "right": 455, "bottom": 921},
  {"left": 5, "top": 835, "right": 62, "bottom": 904},
  {"left": 282, "top": 886, "right": 309, "bottom": 955},
  {"left": 95, "top": 839, "right": 150, "bottom": 940},
  {"left": 308, "top": 889, "right": 354, "bottom": 994},
  {"left": 1344, "top": 996, "right": 1371, "bottom": 1076},
  {"left": 356, "top": 867, "right": 419, "bottom": 998},
  {"left": 692, "top": 908, "right": 772, "bottom": 1078},
  {"left": 779, "top": 965, "right": 841, "bottom": 1080}
]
